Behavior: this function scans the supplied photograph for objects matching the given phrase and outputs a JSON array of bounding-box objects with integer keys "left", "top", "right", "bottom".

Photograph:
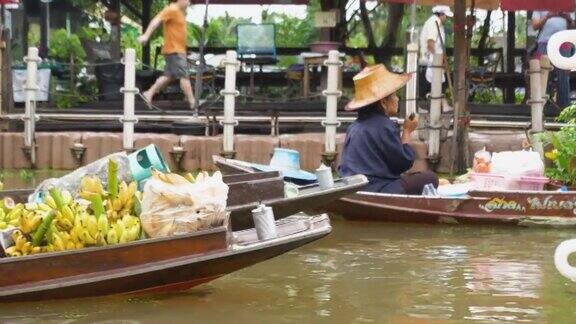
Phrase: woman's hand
[
  {"left": 401, "top": 114, "right": 419, "bottom": 144},
  {"left": 403, "top": 114, "right": 419, "bottom": 133}
]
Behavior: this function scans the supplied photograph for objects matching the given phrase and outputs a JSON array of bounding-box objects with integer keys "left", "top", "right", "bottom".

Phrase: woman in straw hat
[{"left": 338, "top": 64, "right": 438, "bottom": 194}]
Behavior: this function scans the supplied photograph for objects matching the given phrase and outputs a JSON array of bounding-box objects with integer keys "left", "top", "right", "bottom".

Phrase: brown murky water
[{"left": 1, "top": 172, "right": 576, "bottom": 323}]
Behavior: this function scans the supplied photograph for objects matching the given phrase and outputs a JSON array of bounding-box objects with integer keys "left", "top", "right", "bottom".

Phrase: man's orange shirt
[{"left": 158, "top": 5, "right": 187, "bottom": 55}]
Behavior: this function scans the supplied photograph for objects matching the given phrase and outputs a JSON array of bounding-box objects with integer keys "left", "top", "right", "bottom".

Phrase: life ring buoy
[
  {"left": 554, "top": 239, "right": 576, "bottom": 282},
  {"left": 547, "top": 30, "right": 576, "bottom": 71}
]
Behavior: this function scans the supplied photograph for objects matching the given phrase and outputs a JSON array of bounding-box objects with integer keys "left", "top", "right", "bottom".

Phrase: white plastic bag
[
  {"left": 490, "top": 150, "right": 544, "bottom": 177},
  {"left": 140, "top": 171, "right": 229, "bottom": 238}
]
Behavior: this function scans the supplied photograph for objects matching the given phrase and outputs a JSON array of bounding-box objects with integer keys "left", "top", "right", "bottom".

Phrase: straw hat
[{"left": 345, "top": 64, "right": 411, "bottom": 111}]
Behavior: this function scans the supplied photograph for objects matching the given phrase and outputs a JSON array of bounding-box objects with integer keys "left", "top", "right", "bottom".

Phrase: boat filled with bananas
[{"left": 0, "top": 159, "right": 332, "bottom": 302}]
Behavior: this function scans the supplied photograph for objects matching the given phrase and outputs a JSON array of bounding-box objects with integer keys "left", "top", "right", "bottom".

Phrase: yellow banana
[
  {"left": 53, "top": 235, "right": 65, "bottom": 251},
  {"left": 31, "top": 246, "right": 42, "bottom": 254},
  {"left": 112, "top": 198, "right": 123, "bottom": 212},
  {"left": 106, "top": 228, "right": 118, "bottom": 245},
  {"left": 66, "top": 241, "right": 76, "bottom": 250},
  {"left": 82, "top": 230, "right": 96, "bottom": 245},
  {"left": 97, "top": 215, "right": 109, "bottom": 236},
  {"left": 37, "top": 203, "right": 52, "bottom": 212},
  {"left": 95, "top": 233, "right": 107, "bottom": 246},
  {"left": 0, "top": 221, "right": 7, "bottom": 230},
  {"left": 86, "top": 216, "right": 99, "bottom": 238},
  {"left": 44, "top": 195, "right": 57, "bottom": 209},
  {"left": 75, "top": 242, "right": 85, "bottom": 249},
  {"left": 62, "top": 205, "right": 75, "bottom": 222},
  {"left": 46, "top": 244, "right": 55, "bottom": 253},
  {"left": 184, "top": 173, "right": 195, "bottom": 183},
  {"left": 21, "top": 241, "right": 32, "bottom": 255},
  {"left": 5, "top": 246, "right": 20, "bottom": 257},
  {"left": 7, "top": 206, "right": 23, "bottom": 221},
  {"left": 56, "top": 217, "right": 74, "bottom": 231}
]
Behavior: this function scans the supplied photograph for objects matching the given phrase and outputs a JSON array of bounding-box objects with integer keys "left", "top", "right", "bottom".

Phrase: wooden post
[
  {"left": 505, "top": 11, "right": 516, "bottom": 103},
  {"left": 23, "top": 47, "right": 40, "bottom": 166},
  {"left": 220, "top": 50, "right": 239, "bottom": 158},
  {"left": 141, "top": 0, "right": 152, "bottom": 67},
  {"left": 428, "top": 54, "right": 443, "bottom": 160},
  {"left": 540, "top": 55, "right": 553, "bottom": 103},
  {"left": 121, "top": 48, "right": 138, "bottom": 152},
  {"left": 454, "top": 0, "right": 469, "bottom": 173},
  {"left": 529, "top": 59, "right": 544, "bottom": 155},
  {"left": 322, "top": 50, "right": 342, "bottom": 167}
]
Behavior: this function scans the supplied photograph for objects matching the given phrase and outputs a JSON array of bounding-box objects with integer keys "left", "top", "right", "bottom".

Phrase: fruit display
[{"left": 0, "top": 159, "right": 142, "bottom": 257}]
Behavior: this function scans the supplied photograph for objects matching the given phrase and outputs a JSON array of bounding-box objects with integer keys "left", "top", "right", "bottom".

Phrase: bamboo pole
[
  {"left": 23, "top": 47, "right": 40, "bottom": 166},
  {"left": 322, "top": 50, "right": 342, "bottom": 167},
  {"left": 428, "top": 54, "right": 443, "bottom": 160},
  {"left": 121, "top": 48, "right": 138, "bottom": 152},
  {"left": 529, "top": 59, "right": 544, "bottom": 155}
]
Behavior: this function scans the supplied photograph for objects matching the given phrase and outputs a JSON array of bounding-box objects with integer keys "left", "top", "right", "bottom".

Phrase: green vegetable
[
  {"left": 108, "top": 159, "right": 119, "bottom": 199},
  {"left": 33, "top": 211, "right": 56, "bottom": 246},
  {"left": 49, "top": 188, "right": 64, "bottom": 211},
  {"left": 90, "top": 195, "right": 105, "bottom": 219}
]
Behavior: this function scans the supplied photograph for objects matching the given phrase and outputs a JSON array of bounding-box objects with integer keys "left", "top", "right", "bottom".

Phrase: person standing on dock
[
  {"left": 419, "top": 5, "right": 453, "bottom": 112},
  {"left": 138, "top": 0, "right": 196, "bottom": 110},
  {"left": 339, "top": 65, "right": 439, "bottom": 195},
  {"left": 531, "top": 11, "right": 575, "bottom": 108}
]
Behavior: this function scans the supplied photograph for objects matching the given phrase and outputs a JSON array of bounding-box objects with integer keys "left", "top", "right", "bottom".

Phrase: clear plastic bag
[
  {"left": 30, "top": 152, "right": 132, "bottom": 202},
  {"left": 490, "top": 150, "right": 544, "bottom": 177},
  {"left": 139, "top": 171, "right": 229, "bottom": 238}
]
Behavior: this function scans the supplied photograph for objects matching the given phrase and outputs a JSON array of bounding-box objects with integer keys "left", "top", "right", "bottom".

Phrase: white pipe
[
  {"left": 555, "top": 239, "right": 576, "bottom": 282},
  {"left": 220, "top": 50, "right": 239, "bottom": 154},
  {"left": 121, "top": 48, "right": 137, "bottom": 151},
  {"left": 322, "top": 50, "right": 342, "bottom": 155},
  {"left": 405, "top": 43, "right": 418, "bottom": 118},
  {"left": 547, "top": 30, "right": 576, "bottom": 71},
  {"left": 24, "top": 47, "right": 40, "bottom": 164},
  {"left": 428, "top": 54, "right": 443, "bottom": 158},
  {"left": 540, "top": 55, "right": 552, "bottom": 103},
  {"left": 529, "top": 59, "right": 544, "bottom": 155}
]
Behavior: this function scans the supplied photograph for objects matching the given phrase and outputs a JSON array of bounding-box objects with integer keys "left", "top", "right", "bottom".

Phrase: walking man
[
  {"left": 532, "top": 11, "right": 575, "bottom": 108},
  {"left": 419, "top": 5, "right": 453, "bottom": 112},
  {"left": 138, "top": 0, "right": 196, "bottom": 111}
]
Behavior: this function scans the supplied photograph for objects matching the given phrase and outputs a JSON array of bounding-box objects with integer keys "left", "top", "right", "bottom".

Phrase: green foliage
[
  {"left": 544, "top": 103, "right": 576, "bottom": 185},
  {"left": 49, "top": 29, "right": 87, "bottom": 63},
  {"left": 19, "top": 170, "right": 34, "bottom": 183}
]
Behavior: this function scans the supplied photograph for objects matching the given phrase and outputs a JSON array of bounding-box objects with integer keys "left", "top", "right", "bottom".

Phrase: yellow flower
[{"left": 545, "top": 149, "right": 558, "bottom": 161}]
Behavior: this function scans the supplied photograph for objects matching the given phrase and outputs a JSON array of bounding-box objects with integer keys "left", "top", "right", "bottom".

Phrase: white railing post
[
  {"left": 23, "top": 47, "right": 40, "bottom": 166},
  {"left": 220, "top": 50, "right": 239, "bottom": 158},
  {"left": 405, "top": 42, "right": 418, "bottom": 117},
  {"left": 428, "top": 53, "right": 443, "bottom": 160},
  {"left": 540, "top": 55, "right": 553, "bottom": 104},
  {"left": 121, "top": 48, "right": 138, "bottom": 152},
  {"left": 322, "top": 50, "right": 342, "bottom": 167},
  {"left": 529, "top": 59, "right": 544, "bottom": 155}
]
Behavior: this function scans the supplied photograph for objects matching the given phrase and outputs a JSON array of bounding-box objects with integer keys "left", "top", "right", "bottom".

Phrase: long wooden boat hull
[
  {"left": 328, "top": 191, "right": 576, "bottom": 226},
  {"left": 0, "top": 214, "right": 331, "bottom": 302}
]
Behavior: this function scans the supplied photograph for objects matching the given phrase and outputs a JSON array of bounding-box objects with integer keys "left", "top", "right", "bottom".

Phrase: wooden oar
[{"left": 435, "top": 21, "right": 458, "bottom": 176}]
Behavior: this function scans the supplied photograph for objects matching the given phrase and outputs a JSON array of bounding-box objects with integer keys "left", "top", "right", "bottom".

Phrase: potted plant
[{"left": 544, "top": 104, "right": 576, "bottom": 190}]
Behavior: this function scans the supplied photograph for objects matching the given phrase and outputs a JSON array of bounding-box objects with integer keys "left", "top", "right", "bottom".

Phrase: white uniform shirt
[
  {"left": 420, "top": 15, "right": 446, "bottom": 83},
  {"left": 419, "top": 15, "right": 445, "bottom": 65}
]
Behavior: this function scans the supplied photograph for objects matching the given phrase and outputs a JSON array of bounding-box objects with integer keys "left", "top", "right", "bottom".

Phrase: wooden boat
[
  {"left": 215, "top": 156, "right": 576, "bottom": 226},
  {"left": 1, "top": 170, "right": 367, "bottom": 231},
  {"left": 0, "top": 213, "right": 331, "bottom": 302}
]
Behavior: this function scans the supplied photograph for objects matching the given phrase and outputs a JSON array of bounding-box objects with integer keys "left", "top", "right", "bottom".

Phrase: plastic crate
[
  {"left": 470, "top": 173, "right": 506, "bottom": 190},
  {"left": 505, "top": 176, "right": 549, "bottom": 191}
]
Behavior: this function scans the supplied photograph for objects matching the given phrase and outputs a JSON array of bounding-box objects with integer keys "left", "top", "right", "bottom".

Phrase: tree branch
[
  {"left": 120, "top": 0, "right": 143, "bottom": 21},
  {"left": 359, "top": 0, "right": 377, "bottom": 49}
]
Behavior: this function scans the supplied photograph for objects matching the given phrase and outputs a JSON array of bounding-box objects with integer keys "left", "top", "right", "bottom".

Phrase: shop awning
[
  {"left": 190, "top": 0, "right": 309, "bottom": 4},
  {"left": 381, "top": 0, "right": 575, "bottom": 11}
]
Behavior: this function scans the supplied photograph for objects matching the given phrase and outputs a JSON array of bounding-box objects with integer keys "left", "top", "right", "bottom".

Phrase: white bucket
[
  {"left": 251, "top": 204, "right": 277, "bottom": 241},
  {"left": 316, "top": 165, "right": 334, "bottom": 190}
]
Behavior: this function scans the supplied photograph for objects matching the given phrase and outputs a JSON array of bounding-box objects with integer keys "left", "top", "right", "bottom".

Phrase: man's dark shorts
[{"left": 164, "top": 53, "right": 189, "bottom": 79}]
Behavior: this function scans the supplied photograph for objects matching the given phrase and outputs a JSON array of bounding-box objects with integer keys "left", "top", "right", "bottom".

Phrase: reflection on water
[{"left": 2, "top": 214, "right": 576, "bottom": 322}]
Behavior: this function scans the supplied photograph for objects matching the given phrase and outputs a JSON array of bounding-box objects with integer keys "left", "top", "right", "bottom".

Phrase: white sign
[{"left": 315, "top": 11, "right": 338, "bottom": 28}]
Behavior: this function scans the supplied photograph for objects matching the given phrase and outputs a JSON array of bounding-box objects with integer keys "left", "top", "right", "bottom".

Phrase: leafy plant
[
  {"left": 19, "top": 169, "right": 34, "bottom": 183},
  {"left": 544, "top": 103, "right": 576, "bottom": 185},
  {"left": 49, "top": 29, "right": 87, "bottom": 63}
]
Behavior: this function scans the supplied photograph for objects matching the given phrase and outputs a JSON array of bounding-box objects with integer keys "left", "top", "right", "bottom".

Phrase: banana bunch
[
  {"left": 106, "top": 181, "right": 137, "bottom": 221},
  {"left": 2, "top": 159, "right": 143, "bottom": 258},
  {"left": 4, "top": 230, "right": 42, "bottom": 257},
  {"left": 1, "top": 200, "right": 24, "bottom": 229}
]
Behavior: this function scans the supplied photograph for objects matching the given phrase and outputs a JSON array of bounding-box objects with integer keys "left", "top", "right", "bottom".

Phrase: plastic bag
[
  {"left": 140, "top": 171, "right": 229, "bottom": 238},
  {"left": 30, "top": 152, "right": 132, "bottom": 202},
  {"left": 490, "top": 150, "right": 544, "bottom": 177},
  {"left": 473, "top": 147, "right": 491, "bottom": 173}
]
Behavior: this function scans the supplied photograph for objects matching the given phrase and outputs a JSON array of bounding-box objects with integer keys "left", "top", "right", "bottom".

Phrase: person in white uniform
[{"left": 419, "top": 5, "right": 453, "bottom": 112}]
